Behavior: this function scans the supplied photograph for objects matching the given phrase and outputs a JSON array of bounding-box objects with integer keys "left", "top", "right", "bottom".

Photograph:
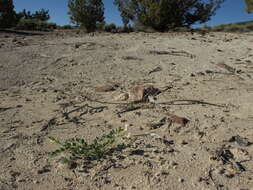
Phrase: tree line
[{"left": 0, "top": 0, "right": 253, "bottom": 32}]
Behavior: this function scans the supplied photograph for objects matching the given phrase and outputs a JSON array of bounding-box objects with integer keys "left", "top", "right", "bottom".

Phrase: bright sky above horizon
[{"left": 13, "top": 0, "right": 253, "bottom": 27}]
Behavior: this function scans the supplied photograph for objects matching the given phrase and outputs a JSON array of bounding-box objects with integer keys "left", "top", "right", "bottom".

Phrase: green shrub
[
  {"left": 60, "top": 24, "right": 73, "bottom": 29},
  {"left": 104, "top": 23, "right": 117, "bottom": 32},
  {"left": 245, "top": 23, "right": 253, "bottom": 30},
  {"left": 171, "top": 26, "right": 191, "bottom": 32},
  {"left": 119, "top": 25, "right": 134, "bottom": 33},
  {"left": 16, "top": 19, "right": 57, "bottom": 31},
  {"left": 49, "top": 128, "right": 127, "bottom": 164},
  {"left": 133, "top": 21, "right": 157, "bottom": 33},
  {"left": 224, "top": 24, "right": 242, "bottom": 32}
]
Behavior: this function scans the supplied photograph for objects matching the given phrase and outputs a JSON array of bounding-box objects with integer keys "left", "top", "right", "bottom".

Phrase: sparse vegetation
[
  {"left": 16, "top": 19, "right": 57, "bottom": 31},
  {"left": 201, "top": 21, "right": 253, "bottom": 32},
  {"left": 49, "top": 128, "right": 127, "bottom": 164},
  {"left": 60, "top": 24, "right": 74, "bottom": 29}
]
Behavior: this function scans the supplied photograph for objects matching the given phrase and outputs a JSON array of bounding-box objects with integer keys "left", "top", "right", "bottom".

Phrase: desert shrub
[
  {"left": 202, "top": 25, "right": 212, "bottom": 32},
  {"left": 133, "top": 21, "right": 157, "bottom": 32},
  {"left": 245, "top": 23, "right": 253, "bottom": 30},
  {"left": 205, "top": 21, "right": 253, "bottom": 32},
  {"left": 171, "top": 26, "right": 191, "bottom": 32},
  {"left": 211, "top": 24, "right": 226, "bottom": 32},
  {"left": 60, "top": 24, "right": 73, "bottom": 29},
  {"left": 16, "top": 19, "right": 57, "bottom": 31},
  {"left": 117, "top": 25, "right": 134, "bottom": 33},
  {"left": 224, "top": 24, "right": 242, "bottom": 32},
  {"left": 104, "top": 23, "right": 117, "bottom": 32},
  {"left": 96, "top": 21, "right": 106, "bottom": 31}
]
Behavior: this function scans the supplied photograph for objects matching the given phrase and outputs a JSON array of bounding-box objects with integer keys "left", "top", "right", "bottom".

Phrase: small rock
[
  {"left": 178, "top": 178, "right": 184, "bottom": 183},
  {"left": 33, "top": 180, "right": 39, "bottom": 184},
  {"left": 168, "top": 115, "right": 189, "bottom": 126},
  {"left": 74, "top": 43, "right": 82, "bottom": 48},
  {"left": 181, "top": 140, "right": 188, "bottom": 145},
  {"left": 95, "top": 84, "right": 118, "bottom": 92},
  {"left": 37, "top": 166, "right": 50, "bottom": 174},
  {"left": 16, "top": 178, "right": 25, "bottom": 182}
]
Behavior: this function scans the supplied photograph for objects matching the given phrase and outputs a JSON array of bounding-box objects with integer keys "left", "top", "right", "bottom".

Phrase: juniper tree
[
  {"left": 114, "top": 0, "right": 225, "bottom": 31},
  {"left": 68, "top": 0, "right": 104, "bottom": 32},
  {"left": 0, "top": 0, "right": 17, "bottom": 28},
  {"left": 245, "top": 0, "right": 253, "bottom": 13}
]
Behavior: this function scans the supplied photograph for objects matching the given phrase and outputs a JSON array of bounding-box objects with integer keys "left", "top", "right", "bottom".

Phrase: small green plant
[{"left": 49, "top": 128, "right": 126, "bottom": 163}]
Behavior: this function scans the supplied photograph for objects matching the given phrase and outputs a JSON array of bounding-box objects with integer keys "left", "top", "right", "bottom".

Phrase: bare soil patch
[{"left": 0, "top": 30, "right": 253, "bottom": 190}]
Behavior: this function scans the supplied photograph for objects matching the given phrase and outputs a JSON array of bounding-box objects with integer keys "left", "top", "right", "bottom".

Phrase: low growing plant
[{"left": 49, "top": 128, "right": 127, "bottom": 164}]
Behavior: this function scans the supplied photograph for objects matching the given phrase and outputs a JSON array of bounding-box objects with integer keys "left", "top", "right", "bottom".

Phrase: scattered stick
[
  {"left": 208, "top": 168, "right": 219, "bottom": 190},
  {"left": 148, "top": 66, "right": 162, "bottom": 74},
  {"left": 65, "top": 104, "right": 108, "bottom": 116},
  {"left": 0, "top": 105, "right": 22, "bottom": 113},
  {"left": 149, "top": 50, "right": 195, "bottom": 58},
  {"left": 39, "top": 55, "right": 71, "bottom": 71},
  {"left": 156, "top": 99, "right": 225, "bottom": 107},
  {"left": 0, "top": 107, "right": 13, "bottom": 113},
  {"left": 84, "top": 95, "right": 226, "bottom": 108},
  {"left": 217, "top": 62, "right": 236, "bottom": 74},
  {"left": 121, "top": 56, "right": 143, "bottom": 61},
  {"left": 116, "top": 105, "right": 142, "bottom": 117},
  {"left": 215, "top": 62, "right": 245, "bottom": 80},
  {"left": 149, "top": 97, "right": 226, "bottom": 107}
]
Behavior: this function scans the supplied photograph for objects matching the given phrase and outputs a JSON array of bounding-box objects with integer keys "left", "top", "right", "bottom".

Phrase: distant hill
[{"left": 201, "top": 20, "right": 253, "bottom": 32}]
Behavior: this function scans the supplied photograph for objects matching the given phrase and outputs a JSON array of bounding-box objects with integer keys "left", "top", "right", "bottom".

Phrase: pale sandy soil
[{"left": 0, "top": 30, "right": 253, "bottom": 190}]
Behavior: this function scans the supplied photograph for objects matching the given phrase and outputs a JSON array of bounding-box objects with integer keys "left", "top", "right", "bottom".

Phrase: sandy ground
[{"left": 0, "top": 30, "right": 253, "bottom": 190}]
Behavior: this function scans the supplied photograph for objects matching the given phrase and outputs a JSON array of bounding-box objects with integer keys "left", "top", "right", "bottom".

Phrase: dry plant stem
[
  {"left": 208, "top": 167, "right": 219, "bottom": 190},
  {"left": 84, "top": 95, "right": 225, "bottom": 108},
  {"left": 116, "top": 106, "right": 142, "bottom": 117},
  {"left": 157, "top": 99, "right": 226, "bottom": 107},
  {"left": 65, "top": 104, "right": 108, "bottom": 116}
]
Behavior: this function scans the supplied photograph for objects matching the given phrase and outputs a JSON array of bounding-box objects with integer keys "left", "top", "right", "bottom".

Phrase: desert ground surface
[{"left": 0, "top": 30, "right": 253, "bottom": 190}]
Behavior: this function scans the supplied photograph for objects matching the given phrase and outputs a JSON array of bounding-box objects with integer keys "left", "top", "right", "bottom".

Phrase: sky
[{"left": 13, "top": 0, "right": 253, "bottom": 27}]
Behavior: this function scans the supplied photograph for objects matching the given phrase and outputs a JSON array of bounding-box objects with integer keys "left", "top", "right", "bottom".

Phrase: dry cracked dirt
[{"left": 0, "top": 30, "right": 253, "bottom": 190}]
